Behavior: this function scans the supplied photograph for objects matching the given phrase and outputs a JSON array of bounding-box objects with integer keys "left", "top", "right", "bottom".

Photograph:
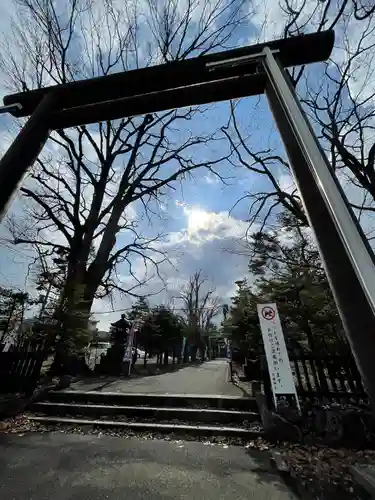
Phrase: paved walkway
[
  {"left": 70, "top": 359, "right": 245, "bottom": 396},
  {"left": 0, "top": 433, "right": 297, "bottom": 500}
]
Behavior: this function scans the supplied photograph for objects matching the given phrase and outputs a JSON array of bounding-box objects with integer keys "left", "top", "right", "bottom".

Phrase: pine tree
[{"left": 226, "top": 212, "right": 346, "bottom": 356}]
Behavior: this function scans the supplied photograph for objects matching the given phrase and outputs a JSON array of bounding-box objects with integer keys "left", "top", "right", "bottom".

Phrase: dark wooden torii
[{"left": 3, "top": 29, "right": 375, "bottom": 411}]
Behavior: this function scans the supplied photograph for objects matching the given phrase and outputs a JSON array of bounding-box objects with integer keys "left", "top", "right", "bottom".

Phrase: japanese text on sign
[{"left": 257, "top": 303, "right": 299, "bottom": 409}]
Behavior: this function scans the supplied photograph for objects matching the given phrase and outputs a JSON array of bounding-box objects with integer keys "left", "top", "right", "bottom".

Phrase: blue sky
[{"left": 0, "top": 0, "right": 373, "bottom": 331}]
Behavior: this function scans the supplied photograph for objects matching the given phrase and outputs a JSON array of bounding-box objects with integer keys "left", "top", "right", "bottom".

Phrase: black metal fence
[
  {"left": 260, "top": 348, "right": 369, "bottom": 407},
  {"left": 289, "top": 351, "right": 368, "bottom": 403},
  {"left": 0, "top": 341, "right": 46, "bottom": 395}
]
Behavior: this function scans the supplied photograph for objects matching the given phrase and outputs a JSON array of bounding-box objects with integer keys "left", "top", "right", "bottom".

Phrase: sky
[{"left": 0, "top": 0, "right": 374, "bottom": 332}]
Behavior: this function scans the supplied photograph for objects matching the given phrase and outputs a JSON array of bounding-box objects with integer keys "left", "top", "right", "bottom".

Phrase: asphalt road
[
  {"left": 71, "top": 359, "right": 244, "bottom": 396},
  {"left": 0, "top": 432, "right": 297, "bottom": 500}
]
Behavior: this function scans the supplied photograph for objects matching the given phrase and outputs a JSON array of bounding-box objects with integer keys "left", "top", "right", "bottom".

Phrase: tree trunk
[
  {"left": 199, "top": 343, "right": 206, "bottom": 361},
  {"left": 183, "top": 343, "right": 189, "bottom": 363},
  {"left": 191, "top": 346, "right": 197, "bottom": 362},
  {"left": 63, "top": 295, "right": 92, "bottom": 351},
  {"left": 50, "top": 272, "right": 94, "bottom": 376},
  {"left": 164, "top": 351, "right": 168, "bottom": 365}
]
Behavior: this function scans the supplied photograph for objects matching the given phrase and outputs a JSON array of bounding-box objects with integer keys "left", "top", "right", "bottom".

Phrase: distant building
[{"left": 96, "top": 330, "right": 110, "bottom": 341}]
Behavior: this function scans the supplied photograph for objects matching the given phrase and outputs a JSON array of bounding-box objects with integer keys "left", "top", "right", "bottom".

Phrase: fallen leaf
[{"left": 245, "top": 441, "right": 255, "bottom": 449}]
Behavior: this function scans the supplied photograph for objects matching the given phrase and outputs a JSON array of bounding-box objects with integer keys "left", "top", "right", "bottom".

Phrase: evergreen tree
[
  {"left": 0, "top": 287, "right": 32, "bottom": 344},
  {"left": 226, "top": 213, "right": 346, "bottom": 356},
  {"left": 138, "top": 306, "right": 183, "bottom": 363},
  {"left": 127, "top": 298, "right": 150, "bottom": 324}
]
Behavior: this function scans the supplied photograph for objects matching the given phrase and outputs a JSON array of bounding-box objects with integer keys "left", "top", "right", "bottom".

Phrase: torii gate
[{"left": 1, "top": 29, "right": 375, "bottom": 407}]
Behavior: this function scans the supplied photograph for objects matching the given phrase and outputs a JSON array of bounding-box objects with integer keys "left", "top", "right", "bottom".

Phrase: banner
[
  {"left": 257, "top": 303, "right": 300, "bottom": 411},
  {"left": 123, "top": 322, "right": 136, "bottom": 363},
  {"left": 225, "top": 338, "right": 232, "bottom": 362}
]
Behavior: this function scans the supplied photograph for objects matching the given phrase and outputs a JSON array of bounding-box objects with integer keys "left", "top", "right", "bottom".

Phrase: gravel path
[{"left": 70, "top": 359, "right": 247, "bottom": 396}]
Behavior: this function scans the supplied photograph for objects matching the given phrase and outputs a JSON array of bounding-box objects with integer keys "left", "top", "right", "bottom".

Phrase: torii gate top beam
[{"left": 3, "top": 30, "right": 334, "bottom": 127}]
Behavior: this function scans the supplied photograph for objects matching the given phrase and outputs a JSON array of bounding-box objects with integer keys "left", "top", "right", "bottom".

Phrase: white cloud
[
  {"left": 92, "top": 203, "right": 253, "bottom": 330},
  {"left": 249, "top": 0, "right": 335, "bottom": 43},
  {"left": 278, "top": 171, "right": 295, "bottom": 196},
  {"left": 185, "top": 205, "right": 246, "bottom": 239},
  {"left": 203, "top": 173, "right": 220, "bottom": 185},
  {"left": 276, "top": 160, "right": 375, "bottom": 244},
  {"left": 162, "top": 203, "right": 249, "bottom": 247},
  {"left": 247, "top": 0, "right": 375, "bottom": 109},
  {"left": 248, "top": 0, "right": 286, "bottom": 42}
]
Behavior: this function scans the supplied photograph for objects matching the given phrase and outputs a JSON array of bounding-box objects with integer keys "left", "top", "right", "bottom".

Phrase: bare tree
[
  {"left": 179, "top": 270, "right": 221, "bottom": 359},
  {"left": 222, "top": 101, "right": 307, "bottom": 232},
  {"left": 224, "top": 1, "right": 375, "bottom": 234},
  {"left": 0, "top": 0, "right": 248, "bottom": 349},
  {"left": 303, "top": 15, "right": 375, "bottom": 222}
]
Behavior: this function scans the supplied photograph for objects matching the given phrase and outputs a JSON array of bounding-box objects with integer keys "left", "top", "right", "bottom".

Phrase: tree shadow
[
  {"left": 230, "top": 378, "right": 254, "bottom": 398},
  {"left": 131, "top": 360, "right": 203, "bottom": 379},
  {"left": 71, "top": 360, "right": 205, "bottom": 391}
]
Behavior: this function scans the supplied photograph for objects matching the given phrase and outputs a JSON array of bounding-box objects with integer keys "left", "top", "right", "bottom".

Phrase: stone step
[
  {"left": 31, "top": 401, "right": 260, "bottom": 425},
  {"left": 28, "top": 415, "right": 264, "bottom": 438},
  {"left": 45, "top": 391, "right": 257, "bottom": 411}
]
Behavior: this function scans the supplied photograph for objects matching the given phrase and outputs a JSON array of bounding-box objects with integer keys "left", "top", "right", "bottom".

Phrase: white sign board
[
  {"left": 180, "top": 336, "right": 187, "bottom": 360},
  {"left": 257, "top": 303, "right": 300, "bottom": 410}
]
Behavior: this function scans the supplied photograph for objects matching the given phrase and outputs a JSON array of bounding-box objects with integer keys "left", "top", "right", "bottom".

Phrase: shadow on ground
[
  {"left": 0, "top": 432, "right": 297, "bottom": 499},
  {"left": 132, "top": 360, "right": 204, "bottom": 378}
]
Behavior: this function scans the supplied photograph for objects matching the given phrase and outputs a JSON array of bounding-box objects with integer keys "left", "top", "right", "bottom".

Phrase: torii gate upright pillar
[{"left": 262, "top": 47, "right": 375, "bottom": 405}]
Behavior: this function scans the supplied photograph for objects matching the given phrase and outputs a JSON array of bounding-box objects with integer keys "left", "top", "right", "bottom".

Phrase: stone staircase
[{"left": 28, "top": 390, "right": 263, "bottom": 439}]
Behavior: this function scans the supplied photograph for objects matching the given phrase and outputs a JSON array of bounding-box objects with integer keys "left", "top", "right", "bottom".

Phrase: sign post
[
  {"left": 123, "top": 322, "right": 136, "bottom": 376},
  {"left": 180, "top": 336, "right": 187, "bottom": 363},
  {"left": 224, "top": 338, "right": 233, "bottom": 381},
  {"left": 257, "top": 303, "right": 300, "bottom": 411}
]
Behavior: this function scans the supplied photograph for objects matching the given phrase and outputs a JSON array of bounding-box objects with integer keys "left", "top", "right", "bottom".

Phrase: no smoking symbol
[{"left": 262, "top": 306, "right": 275, "bottom": 321}]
